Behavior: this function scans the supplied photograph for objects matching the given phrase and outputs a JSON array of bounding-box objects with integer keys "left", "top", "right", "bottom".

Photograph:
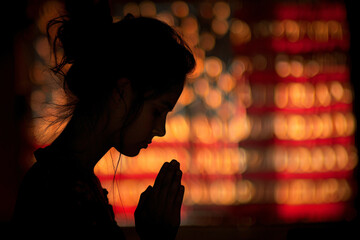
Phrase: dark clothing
[{"left": 13, "top": 147, "right": 125, "bottom": 238}]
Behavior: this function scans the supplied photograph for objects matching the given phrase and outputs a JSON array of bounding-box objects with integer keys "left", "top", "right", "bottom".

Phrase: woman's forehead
[{"left": 152, "top": 85, "right": 184, "bottom": 106}]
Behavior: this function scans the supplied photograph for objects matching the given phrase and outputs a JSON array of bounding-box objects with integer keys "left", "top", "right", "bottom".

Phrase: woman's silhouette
[{"left": 13, "top": 0, "right": 195, "bottom": 239}]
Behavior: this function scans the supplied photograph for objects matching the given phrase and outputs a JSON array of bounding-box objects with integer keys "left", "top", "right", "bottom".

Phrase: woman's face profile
[{"left": 112, "top": 83, "right": 184, "bottom": 157}]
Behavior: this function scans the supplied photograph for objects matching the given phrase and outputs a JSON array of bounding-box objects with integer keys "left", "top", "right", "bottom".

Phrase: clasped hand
[{"left": 135, "top": 159, "right": 185, "bottom": 240}]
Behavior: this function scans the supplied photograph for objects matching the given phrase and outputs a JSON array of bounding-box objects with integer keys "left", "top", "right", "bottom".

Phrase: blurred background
[{"left": 1, "top": 0, "right": 359, "bottom": 239}]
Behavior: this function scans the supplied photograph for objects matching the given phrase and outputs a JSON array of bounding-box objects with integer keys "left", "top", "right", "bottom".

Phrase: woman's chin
[{"left": 117, "top": 146, "right": 142, "bottom": 157}]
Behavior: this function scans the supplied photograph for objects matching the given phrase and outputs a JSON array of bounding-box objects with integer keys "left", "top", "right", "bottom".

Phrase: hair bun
[
  {"left": 54, "top": 0, "right": 113, "bottom": 63},
  {"left": 65, "top": 0, "right": 112, "bottom": 25}
]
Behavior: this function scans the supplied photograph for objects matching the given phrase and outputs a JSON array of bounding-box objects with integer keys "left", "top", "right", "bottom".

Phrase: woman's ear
[
  {"left": 110, "top": 77, "right": 133, "bottom": 117},
  {"left": 115, "top": 78, "right": 132, "bottom": 102}
]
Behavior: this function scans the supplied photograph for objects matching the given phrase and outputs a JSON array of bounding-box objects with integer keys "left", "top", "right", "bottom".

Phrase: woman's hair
[{"left": 47, "top": 0, "right": 195, "bottom": 126}]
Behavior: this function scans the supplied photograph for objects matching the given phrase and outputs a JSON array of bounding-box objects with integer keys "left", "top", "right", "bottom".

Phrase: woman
[{"left": 13, "top": 1, "right": 195, "bottom": 239}]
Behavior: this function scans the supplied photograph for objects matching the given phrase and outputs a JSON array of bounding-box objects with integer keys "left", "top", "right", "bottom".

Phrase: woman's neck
[{"left": 48, "top": 112, "right": 111, "bottom": 173}]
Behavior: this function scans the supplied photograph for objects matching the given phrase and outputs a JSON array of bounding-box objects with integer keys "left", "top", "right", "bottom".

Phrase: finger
[
  {"left": 157, "top": 161, "right": 180, "bottom": 208},
  {"left": 135, "top": 185, "right": 152, "bottom": 215},
  {"left": 153, "top": 162, "right": 170, "bottom": 194},
  {"left": 171, "top": 185, "right": 185, "bottom": 226},
  {"left": 165, "top": 169, "right": 182, "bottom": 212}
]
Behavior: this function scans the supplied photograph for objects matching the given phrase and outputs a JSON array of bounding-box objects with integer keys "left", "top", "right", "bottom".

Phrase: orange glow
[
  {"left": 35, "top": 37, "right": 51, "bottom": 61},
  {"left": 230, "top": 20, "right": 251, "bottom": 45},
  {"left": 188, "top": 57, "right": 204, "bottom": 79},
  {"left": 218, "top": 73, "right": 236, "bottom": 92},
  {"left": 168, "top": 115, "right": 190, "bottom": 142},
  {"left": 156, "top": 11, "right": 175, "bottom": 26},
  {"left": 288, "top": 83, "right": 305, "bottom": 107},
  {"left": 284, "top": 20, "right": 300, "bottom": 42},
  {"left": 191, "top": 115, "right": 213, "bottom": 143},
  {"left": 271, "top": 20, "right": 285, "bottom": 38},
  {"left": 205, "top": 88, "right": 222, "bottom": 109},
  {"left": 316, "top": 82, "right": 331, "bottom": 106},
  {"left": 330, "top": 81, "right": 344, "bottom": 101},
  {"left": 181, "top": 16, "right": 198, "bottom": 35},
  {"left": 290, "top": 60, "right": 303, "bottom": 77},
  {"left": 237, "top": 180, "right": 255, "bottom": 204},
  {"left": 303, "top": 83, "right": 315, "bottom": 108},
  {"left": 199, "top": 32, "right": 216, "bottom": 51},
  {"left": 123, "top": 2, "right": 140, "bottom": 17},
  {"left": 139, "top": 1, "right": 157, "bottom": 17},
  {"left": 253, "top": 54, "right": 268, "bottom": 71},
  {"left": 304, "top": 60, "right": 320, "bottom": 77},
  {"left": 210, "top": 179, "right": 236, "bottom": 205},
  {"left": 36, "top": 1, "right": 64, "bottom": 35},
  {"left": 204, "top": 57, "right": 223, "bottom": 78},
  {"left": 211, "top": 18, "right": 229, "bottom": 36},
  {"left": 199, "top": 2, "right": 213, "bottom": 19},
  {"left": 275, "top": 179, "right": 351, "bottom": 205},
  {"left": 287, "top": 115, "right": 306, "bottom": 140},
  {"left": 194, "top": 77, "right": 209, "bottom": 98},
  {"left": 213, "top": 2, "right": 230, "bottom": 20},
  {"left": 272, "top": 112, "right": 355, "bottom": 141},
  {"left": 228, "top": 114, "right": 251, "bottom": 142},
  {"left": 274, "top": 83, "right": 289, "bottom": 108},
  {"left": 171, "top": 1, "right": 189, "bottom": 18},
  {"left": 178, "top": 85, "right": 195, "bottom": 106},
  {"left": 275, "top": 60, "right": 291, "bottom": 78}
]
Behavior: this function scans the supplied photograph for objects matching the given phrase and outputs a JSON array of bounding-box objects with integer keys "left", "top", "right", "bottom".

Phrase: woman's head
[{"left": 48, "top": 3, "right": 195, "bottom": 156}]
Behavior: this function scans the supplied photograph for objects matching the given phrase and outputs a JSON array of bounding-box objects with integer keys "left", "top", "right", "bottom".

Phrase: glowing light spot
[
  {"left": 284, "top": 20, "right": 300, "bottom": 42},
  {"left": 311, "top": 147, "right": 324, "bottom": 172},
  {"left": 171, "top": 1, "right": 189, "bottom": 18},
  {"left": 228, "top": 114, "right": 251, "bottom": 142},
  {"left": 304, "top": 60, "right": 320, "bottom": 77},
  {"left": 274, "top": 83, "right": 289, "bottom": 108},
  {"left": 213, "top": 2, "right": 230, "bottom": 20},
  {"left": 330, "top": 81, "right": 344, "bottom": 101},
  {"left": 204, "top": 56, "right": 223, "bottom": 78},
  {"left": 230, "top": 20, "right": 251, "bottom": 45},
  {"left": 287, "top": 148, "right": 300, "bottom": 172},
  {"left": 288, "top": 83, "right": 305, "bottom": 107},
  {"left": 237, "top": 180, "right": 255, "bottom": 204},
  {"left": 316, "top": 82, "right": 331, "bottom": 106},
  {"left": 139, "top": 1, "right": 157, "bottom": 17},
  {"left": 178, "top": 85, "right": 194, "bottom": 106},
  {"left": 320, "top": 113, "right": 333, "bottom": 138},
  {"left": 205, "top": 88, "right": 222, "bottom": 109},
  {"left": 168, "top": 115, "right": 190, "bottom": 142},
  {"left": 218, "top": 73, "right": 236, "bottom": 92},
  {"left": 290, "top": 60, "right": 303, "bottom": 77},
  {"left": 212, "top": 18, "right": 229, "bottom": 36},
  {"left": 302, "top": 83, "right": 315, "bottom": 108},
  {"left": 199, "top": 32, "right": 216, "bottom": 51},
  {"left": 192, "top": 115, "right": 213, "bottom": 143},
  {"left": 334, "top": 145, "right": 349, "bottom": 170},
  {"left": 194, "top": 77, "right": 210, "bottom": 98},
  {"left": 333, "top": 112, "right": 347, "bottom": 137},
  {"left": 273, "top": 147, "right": 288, "bottom": 172},
  {"left": 210, "top": 180, "right": 236, "bottom": 205},
  {"left": 323, "top": 146, "right": 336, "bottom": 171},
  {"left": 287, "top": 115, "right": 306, "bottom": 140},
  {"left": 275, "top": 61, "right": 291, "bottom": 78}
]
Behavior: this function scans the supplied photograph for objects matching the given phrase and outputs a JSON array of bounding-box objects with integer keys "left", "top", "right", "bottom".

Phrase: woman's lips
[{"left": 141, "top": 141, "right": 151, "bottom": 149}]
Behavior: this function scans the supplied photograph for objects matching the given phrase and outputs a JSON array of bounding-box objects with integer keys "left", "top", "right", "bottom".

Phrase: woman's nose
[{"left": 153, "top": 118, "right": 166, "bottom": 137}]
